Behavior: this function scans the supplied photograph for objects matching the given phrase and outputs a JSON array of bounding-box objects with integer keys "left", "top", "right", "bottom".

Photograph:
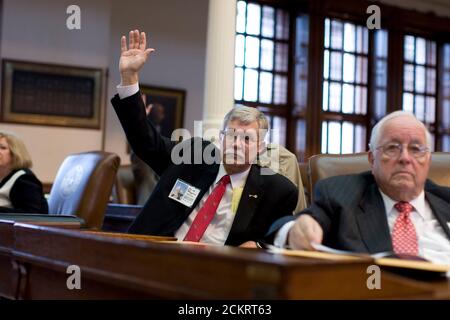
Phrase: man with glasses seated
[
  {"left": 111, "top": 30, "right": 298, "bottom": 247},
  {"left": 270, "top": 111, "right": 450, "bottom": 265}
]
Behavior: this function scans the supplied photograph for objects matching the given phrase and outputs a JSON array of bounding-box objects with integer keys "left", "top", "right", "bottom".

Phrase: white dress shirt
[{"left": 117, "top": 83, "right": 251, "bottom": 245}]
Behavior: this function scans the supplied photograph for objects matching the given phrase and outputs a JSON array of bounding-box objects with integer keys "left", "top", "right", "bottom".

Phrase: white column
[{"left": 201, "top": 0, "right": 237, "bottom": 140}]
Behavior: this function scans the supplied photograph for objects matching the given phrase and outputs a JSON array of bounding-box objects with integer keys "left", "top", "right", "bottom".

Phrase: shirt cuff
[
  {"left": 273, "top": 220, "right": 296, "bottom": 248},
  {"left": 117, "top": 82, "right": 139, "bottom": 99}
]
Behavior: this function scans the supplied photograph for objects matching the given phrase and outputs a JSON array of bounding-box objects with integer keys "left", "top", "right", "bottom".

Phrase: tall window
[
  {"left": 234, "top": 1, "right": 290, "bottom": 146},
  {"left": 402, "top": 35, "right": 438, "bottom": 147},
  {"left": 441, "top": 44, "right": 450, "bottom": 151},
  {"left": 233, "top": 0, "right": 450, "bottom": 158},
  {"left": 321, "top": 18, "right": 369, "bottom": 154}
]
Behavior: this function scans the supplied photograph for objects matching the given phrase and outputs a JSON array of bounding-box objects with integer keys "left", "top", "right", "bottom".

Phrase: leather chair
[
  {"left": 48, "top": 151, "right": 121, "bottom": 229},
  {"left": 112, "top": 165, "right": 137, "bottom": 205},
  {"left": 308, "top": 152, "right": 450, "bottom": 202},
  {"left": 258, "top": 143, "right": 307, "bottom": 212}
]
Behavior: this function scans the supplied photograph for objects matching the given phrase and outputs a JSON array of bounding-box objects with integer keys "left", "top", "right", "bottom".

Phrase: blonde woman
[{"left": 0, "top": 132, "right": 48, "bottom": 213}]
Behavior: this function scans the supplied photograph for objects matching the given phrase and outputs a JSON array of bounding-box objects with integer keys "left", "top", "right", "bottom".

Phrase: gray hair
[
  {"left": 369, "top": 110, "right": 432, "bottom": 151},
  {"left": 222, "top": 105, "right": 269, "bottom": 138}
]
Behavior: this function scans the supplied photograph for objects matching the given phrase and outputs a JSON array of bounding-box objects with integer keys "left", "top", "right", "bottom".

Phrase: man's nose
[
  {"left": 231, "top": 136, "right": 244, "bottom": 147},
  {"left": 398, "top": 145, "right": 413, "bottom": 163}
]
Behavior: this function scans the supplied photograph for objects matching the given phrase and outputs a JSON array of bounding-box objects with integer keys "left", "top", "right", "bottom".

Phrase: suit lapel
[
  {"left": 357, "top": 183, "right": 393, "bottom": 253},
  {"left": 425, "top": 191, "right": 450, "bottom": 240},
  {"left": 227, "top": 165, "right": 264, "bottom": 241}
]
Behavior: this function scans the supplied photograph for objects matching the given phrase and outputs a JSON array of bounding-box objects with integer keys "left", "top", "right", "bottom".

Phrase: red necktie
[
  {"left": 392, "top": 201, "right": 419, "bottom": 255},
  {"left": 183, "top": 175, "right": 231, "bottom": 242}
]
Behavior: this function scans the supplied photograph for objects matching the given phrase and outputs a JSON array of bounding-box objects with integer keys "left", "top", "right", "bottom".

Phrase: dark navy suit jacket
[{"left": 268, "top": 171, "right": 450, "bottom": 253}]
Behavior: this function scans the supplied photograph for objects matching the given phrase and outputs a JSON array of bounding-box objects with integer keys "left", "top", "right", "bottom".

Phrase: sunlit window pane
[
  {"left": 323, "top": 50, "right": 330, "bottom": 79},
  {"left": 236, "top": 1, "right": 247, "bottom": 33},
  {"left": 415, "top": 95, "right": 425, "bottom": 121},
  {"left": 246, "top": 3, "right": 261, "bottom": 35},
  {"left": 355, "top": 125, "right": 367, "bottom": 152},
  {"left": 415, "top": 66, "right": 425, "bottom": 93},
  {"left": 272, "top": 116, "right": 286, "bottom": 146},
  {"left": 234, "top": 68, "right": 244, "bottom": 100},
  {"left": 342, "top": 84, "right": 354, "bottom": 114},
  {"left": 245, "top": 36, "right": 260, "bottom": 68},
  {"left": 324, "top": 18, "right": 330, "bottom": 48},
  {"left": 375, "top": 89, "right": 387, "bottom": 120},
  {"left": 244, "top": 69, "right": 258, "bottom": 101},
  {"left": 375, "top": 30, "right": 388, "bottom": 58},
  {"left": 443, "top": 101, "right": 450, "bottom": 128},
  {"left": 235, "top": 35, "right": 245, "bottom": 67},
  {"left": 296, "top": 120, "right": 306, "bottom": 161},
  {"left": 259, "top": 72, "right": 273, "bottom": 103},
  {"left": 275, "top": 43, "right": 289, "bottom": 72},
  {"left": 344, "top": 23, "right": 355, "bottom": 52},
  {"left": 356, "top": 56, "right": 368, "bottom": 84},
  {"left": 329, "top": 82, "right": 342, "bottom": 112},
  {"left": 323, "top": 81, "right": 329, "bottom": 111},
  {"left": 330, "top": 51, "right": 342, "bottom": 80},
  {"left": 274, "top": 75, "right": 287, "bottom": 104},
  {"left": 427, "top": 41, "right": 436, "bottom": 66},
  {"left": 426, "top": 68, "right": 436, "bottom": 94},
  {"left": 261, "top": 6, "right": 275, "bottom": 37},
  {"left": 404, "top": 64, "right": 414, "bottom": 91},
  {"left": 355, "top": 86, "right": 367, "bottom": 114},
  {"left": 356, "top": 26, "right": 368, "bottom": 54},
  {"left": 375, "top": 60, "right": 387, "bottom": 87},
  {"left": 426, "top": 97, "right": 436, "bottom": 123},
  {"left": 321, "top": 122, "right": 328, "bottom": 153},
  {"left": 415, "top": 37, "right": 426, "bottom": 65},
  {"left": 443, "top": 135, "right": 450, "bottom": 152},
  {"left": 261, "top": 39, "right": 274, "bottom": 70},
  {"left": 343, "top": 53, "right": 355, "bottom": 83},
  {"left": 404, "top": 35, "right": 415, "bottom": 62},
  {"left": 342, "top": 122, "right": 354, "bottom": 154},
  {"left": 444, "top": 44, "right": 450, "bottom": 68},
  {"left": 403, "top": 92, "right": 414, "bottom": 113},
  {"left": 331, "top": 20, "right": 343, "bottom": 49},
  {"left": 328, "top": 121, "right": 342, "bottom": 154}
]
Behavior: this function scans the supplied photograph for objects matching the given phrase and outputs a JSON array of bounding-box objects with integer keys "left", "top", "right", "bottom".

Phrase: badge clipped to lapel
[{"left": 168, "top": 179, "right": 201, "bottom": 208}]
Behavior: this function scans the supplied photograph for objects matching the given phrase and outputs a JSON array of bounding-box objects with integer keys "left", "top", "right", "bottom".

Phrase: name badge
[{"left": 168, "top": 179, "right": 201, "bottom": 208}]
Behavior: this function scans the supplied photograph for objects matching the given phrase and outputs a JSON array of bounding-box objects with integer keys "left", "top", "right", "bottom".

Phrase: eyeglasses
[
  {"left": 220, "top": 128, "right": 258, "bottom": 145},
  {"left": 375, "top": 143, "right": 430, "bottom": 159}
]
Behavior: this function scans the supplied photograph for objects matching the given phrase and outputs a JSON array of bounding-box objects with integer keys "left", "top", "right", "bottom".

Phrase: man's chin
[
  {"left": 223, "top": 163, "right": 251, "bottom": 174},
  {"left": 389, "top": 179, "right": 416, "bottom": 192}
]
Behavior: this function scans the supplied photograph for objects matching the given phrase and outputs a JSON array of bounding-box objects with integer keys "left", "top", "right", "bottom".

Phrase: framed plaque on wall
[{"left": 1, "top": 59, "right": 103, "bottom": 129}]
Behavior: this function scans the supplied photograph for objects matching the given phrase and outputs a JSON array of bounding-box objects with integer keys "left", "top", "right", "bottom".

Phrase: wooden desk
[
  {"left": 0, "top": 219, "right": 81, "bottom": 299},
  {"left": 0, "top": 221, "right": 448, "bottom": 299},
  {"left": 0, "top": 220, "right": 17, "bottom": 299}
]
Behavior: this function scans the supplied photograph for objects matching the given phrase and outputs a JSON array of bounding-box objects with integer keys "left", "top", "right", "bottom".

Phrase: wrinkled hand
[
  {"left": 119, "top": 29, "right": 155, "bottom": 85},
  {"left": 287, "top": 215, "right": 323, "bottom": 250}
]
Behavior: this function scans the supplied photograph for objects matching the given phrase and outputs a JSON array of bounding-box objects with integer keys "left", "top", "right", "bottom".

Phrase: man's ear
[
  {"left": 257, "top": 140, "right": 266, "bottom": 155},
  {"left": 368, "top": 150, "right": 375, "bottom": 167}
]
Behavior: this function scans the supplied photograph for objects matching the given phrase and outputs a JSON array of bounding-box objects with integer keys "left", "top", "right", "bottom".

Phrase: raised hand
[{"left": 119, "top": 29, "right": 155, "bottom": 85}]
